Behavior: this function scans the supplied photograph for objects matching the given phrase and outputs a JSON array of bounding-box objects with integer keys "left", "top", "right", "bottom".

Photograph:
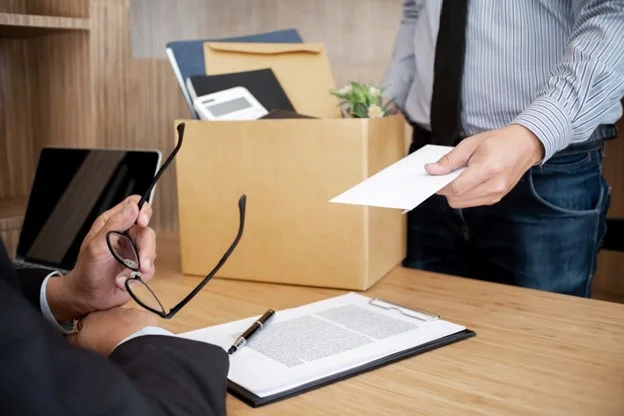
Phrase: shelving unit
[
  {"left": 0, "top": 12, "right": 89, "bottom": 37},
  {"left": 0, "top": 0, "right": 93, "bottom": 258}
]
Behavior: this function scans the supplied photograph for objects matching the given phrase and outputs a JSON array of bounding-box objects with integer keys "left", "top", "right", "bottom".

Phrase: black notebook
[
  {"left": 260, "top": 109, "right": 316, "bottom": 119},
  {"left": 180, "top": 293, "right": 476, "bottom": 408},
  {"left": 185, "top": 68, "right": 295, "bottom": 114}
]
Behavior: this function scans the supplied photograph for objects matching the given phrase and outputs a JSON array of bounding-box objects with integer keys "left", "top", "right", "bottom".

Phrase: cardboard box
[{"left": 174, "top": 42, "right": 407, "bottom": 290}]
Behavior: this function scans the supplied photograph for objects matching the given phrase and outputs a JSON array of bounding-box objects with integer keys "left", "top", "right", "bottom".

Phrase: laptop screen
[{"left": 16, "top": 148, "right": 161, "bottom": 271}]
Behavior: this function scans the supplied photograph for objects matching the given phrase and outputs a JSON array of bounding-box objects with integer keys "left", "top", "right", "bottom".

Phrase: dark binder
[
  {"left": 227, "top": 298, "right": 476, "bottom": 408},
  {"left": 260, "top": 109, "right": 316, "bottom": 119},
  {"left": 186, "top": 69, "right": 295, "bottom": 114}
]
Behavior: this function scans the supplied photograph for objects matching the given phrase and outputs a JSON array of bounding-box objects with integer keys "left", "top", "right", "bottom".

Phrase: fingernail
[{"left": 141, "top": 213, "right": 149, "bottom": 224}]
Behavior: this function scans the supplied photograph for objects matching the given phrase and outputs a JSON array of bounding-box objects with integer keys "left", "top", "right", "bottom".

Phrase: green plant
[{"left": 330, "top": 81, "right": 395, "bottom": 118}]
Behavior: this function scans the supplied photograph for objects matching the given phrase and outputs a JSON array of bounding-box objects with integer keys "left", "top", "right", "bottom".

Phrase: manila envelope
[{"left": 203, "top": 42, "right": 341, "bottom": 119}]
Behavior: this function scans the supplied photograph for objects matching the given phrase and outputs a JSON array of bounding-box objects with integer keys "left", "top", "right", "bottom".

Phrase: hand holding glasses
[{"left": 106, "top": 123, "right": 246, "bottom": 319}]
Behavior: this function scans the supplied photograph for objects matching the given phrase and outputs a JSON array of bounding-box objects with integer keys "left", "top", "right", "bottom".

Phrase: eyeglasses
[{"left": 106, "top": 122, "right": 246, "bottom": 319}]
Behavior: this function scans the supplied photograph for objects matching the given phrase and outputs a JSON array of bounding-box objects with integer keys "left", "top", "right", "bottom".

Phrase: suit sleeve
[
  {"left": 110, "top": 336, "right": 230, "bottom": 415},
  {"left": 0, "top": 278, "right": 229, "bottom": 416},
  {"left": 13, "top": 267, "right": 50, "bottom": 310}
]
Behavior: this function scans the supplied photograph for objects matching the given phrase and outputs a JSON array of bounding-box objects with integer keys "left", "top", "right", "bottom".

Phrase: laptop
[{"left": 13, "top": 147, "right": 161, "bottom": 273}]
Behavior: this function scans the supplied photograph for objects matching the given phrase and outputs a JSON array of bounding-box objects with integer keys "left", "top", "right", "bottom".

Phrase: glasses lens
[
  {"left": 108, "top": 232, "right": 139, "bottom": 270},
  {"left": 127, "top": 278, "right": 165, "bottom": 314}
]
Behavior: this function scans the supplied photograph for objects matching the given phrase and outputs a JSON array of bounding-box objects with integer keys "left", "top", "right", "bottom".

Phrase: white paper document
[
  {"left": 180, "top": 293, "right": 466, "bottom": 398},
  {"left": 329, "top": 144, "right": 464, "bottom": 212}
]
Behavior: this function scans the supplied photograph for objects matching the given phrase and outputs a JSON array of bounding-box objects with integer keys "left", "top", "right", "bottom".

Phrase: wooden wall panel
[
  {"left": 89, "top": 0, "right": 187, "bottom": 232},
  {"left": 129, "top": 0, "right": 403, "bottom": 88},
  {"left": 593, "top": 118, "right": 624, "bottom": 302},
  {"left": 125, "top": 59, "right": 188, "bottom": 232},
  {"left": 0, "top": 38, "right": 36, "bottom": 198},
  {"left": 0, "top": 1, "right": 89, "bottom": 17},
  {"left": 25, "top": 0, "right": 90, "bottom": 18},
  {"left": 30, "top": 31, "right": 95, "bottom": 151},
  {"left": 603, "top": 119, "right": 624, "bottom": 217},
  {"left": 0, "top": 1, "right": 26, "bottom": 14}
]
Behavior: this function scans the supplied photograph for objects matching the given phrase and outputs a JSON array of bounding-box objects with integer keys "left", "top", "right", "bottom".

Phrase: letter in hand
[
  {"left": 46, "top": 195, "right": 157, "bottom": 321},
  {"left": 425, "top": 124, "right": 544, "bottom": 209},
  {"left": 66, "top": 307, "right": 159, "bottom": 356}
]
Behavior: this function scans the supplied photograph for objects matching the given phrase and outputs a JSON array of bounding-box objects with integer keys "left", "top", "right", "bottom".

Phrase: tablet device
[{"left": 14, "top": 147, "right": 161, "bottom": 272}]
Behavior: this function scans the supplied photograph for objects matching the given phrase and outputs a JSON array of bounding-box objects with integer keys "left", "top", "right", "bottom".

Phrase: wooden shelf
[
  {"left": 0, "top": 196, "right": 27, "bottom": 231},
  {"left": 0, "top": 12, "right": 89, "bottom": 38}
]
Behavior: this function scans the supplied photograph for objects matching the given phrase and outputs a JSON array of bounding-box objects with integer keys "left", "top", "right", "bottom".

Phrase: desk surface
[{"left": 146, "top": 235, "right": 624, "bottom": 415}]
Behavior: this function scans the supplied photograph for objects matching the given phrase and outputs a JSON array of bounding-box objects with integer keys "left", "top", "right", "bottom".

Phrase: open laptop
[{"left": 13, "top": 147, "right": 161, "bottom": 273}]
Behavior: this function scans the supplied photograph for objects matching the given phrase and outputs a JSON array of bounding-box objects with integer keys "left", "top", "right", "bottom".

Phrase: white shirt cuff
[
  {"left": 39, "top": 272, "right": 76, "bottom": 334},
  {"left": 113, "top": 326, "right": 175, "bottom": 350}
]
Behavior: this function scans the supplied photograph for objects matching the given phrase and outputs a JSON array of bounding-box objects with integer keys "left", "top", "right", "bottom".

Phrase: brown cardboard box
[{"left": 174, "top": 42, "right": 407, "bottom": 290}]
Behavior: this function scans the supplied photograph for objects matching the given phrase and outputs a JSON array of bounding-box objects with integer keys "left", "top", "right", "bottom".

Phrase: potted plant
[{"left": 330, "top": 81, "right": 395, "bottom": 119}]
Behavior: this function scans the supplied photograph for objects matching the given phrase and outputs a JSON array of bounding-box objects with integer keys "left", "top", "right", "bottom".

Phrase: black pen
[{"left": 228, "top": 309, "right": 275, "bottom": 355}]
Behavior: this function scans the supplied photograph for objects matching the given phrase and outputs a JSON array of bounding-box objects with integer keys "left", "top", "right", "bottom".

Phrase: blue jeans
[{"left": 404, "top": 138, "right": 612, "bottom": 297}]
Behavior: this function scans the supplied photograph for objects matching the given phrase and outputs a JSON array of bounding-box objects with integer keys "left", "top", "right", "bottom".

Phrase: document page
[
  {"left": 329, "top": 144, "right": 464, "bottom": 211},
  {"left": 181, "top": 293, "right": 466, "bottom": 398}
]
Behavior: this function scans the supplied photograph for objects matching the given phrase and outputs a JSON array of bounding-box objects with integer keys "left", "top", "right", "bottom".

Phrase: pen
[{"left": 228, "top": 308, "right": 275, "bottom": 355}]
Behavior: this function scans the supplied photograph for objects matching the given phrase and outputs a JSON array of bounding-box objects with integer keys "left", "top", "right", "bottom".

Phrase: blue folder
[{"left": 166, "top": 28, "right": 303, "bottom": 117}]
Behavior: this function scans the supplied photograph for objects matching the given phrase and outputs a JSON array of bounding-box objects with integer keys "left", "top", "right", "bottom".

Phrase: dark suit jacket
[{"left": 0, "top": 241, "right": 229, "bottom": 415}]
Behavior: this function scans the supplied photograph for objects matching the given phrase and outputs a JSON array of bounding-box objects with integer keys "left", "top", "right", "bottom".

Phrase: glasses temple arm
[
  {"left": 167, "top": 195, "right": 246, "bottom": 318},
  {"left": 138, "top": 122, "right": 186, "bottom": 210}
]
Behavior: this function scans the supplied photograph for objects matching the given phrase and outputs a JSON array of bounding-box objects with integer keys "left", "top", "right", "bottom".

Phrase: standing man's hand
[
  {"left": 426, "top": 125, "right": 545, "bottom": 208},
  {"left": 46, "top": 196, "right": 157, "bottom": 320}
]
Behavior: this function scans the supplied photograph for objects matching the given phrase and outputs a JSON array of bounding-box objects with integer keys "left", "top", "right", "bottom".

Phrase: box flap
[{"left": 204, "top": 42, "right": 340, "bottom": 118}]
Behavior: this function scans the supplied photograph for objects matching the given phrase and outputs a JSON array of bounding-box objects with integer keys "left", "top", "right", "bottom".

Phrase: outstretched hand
[{"left": 426, "top": 124, "right": 544, "bottom": 208}]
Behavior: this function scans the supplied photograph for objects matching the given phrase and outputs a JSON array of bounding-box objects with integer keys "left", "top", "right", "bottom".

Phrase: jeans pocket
[
  {"left": 540, "top": 150, "right": 591, "bottom": 174},
  {"left": 528, "top": 152, "right": 605, "bottom": 215}
]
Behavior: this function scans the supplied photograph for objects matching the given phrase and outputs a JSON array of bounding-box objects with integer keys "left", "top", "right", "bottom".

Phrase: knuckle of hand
[
  {"left": 85, "top": 242, "right": 99, "bottom": 258},
  {"left": 450, "top": 183, "right": 463, "bottom": 196},
  {"left": 486, "top": 163, "right": 502, "bottom": 176},
  {"left": 494, "top": 180, "right": 507, "bottom": 193}
]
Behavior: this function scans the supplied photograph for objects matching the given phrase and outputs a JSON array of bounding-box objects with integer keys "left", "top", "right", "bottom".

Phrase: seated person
[{"left": 0, "top": 196, "right": 229, "bottom": 416}]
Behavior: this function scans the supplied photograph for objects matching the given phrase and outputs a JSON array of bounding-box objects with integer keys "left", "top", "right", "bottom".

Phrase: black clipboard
[{"left": 226, "top": 298, "right": 476, "bottom": 408}]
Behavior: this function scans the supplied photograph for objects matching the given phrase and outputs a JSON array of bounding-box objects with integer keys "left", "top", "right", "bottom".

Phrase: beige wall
[{"left": 129, "top": 0, "right": 403, "bottom": 88}]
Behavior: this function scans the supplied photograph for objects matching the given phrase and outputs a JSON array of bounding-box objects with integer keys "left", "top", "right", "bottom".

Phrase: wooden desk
[{"left": 146, "top": 235, "right": 624, "bottom": 415}]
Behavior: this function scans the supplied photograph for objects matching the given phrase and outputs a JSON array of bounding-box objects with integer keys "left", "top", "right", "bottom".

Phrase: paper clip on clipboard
[{"left": 368, "top": 298, "right": 440, "bottom": 323}]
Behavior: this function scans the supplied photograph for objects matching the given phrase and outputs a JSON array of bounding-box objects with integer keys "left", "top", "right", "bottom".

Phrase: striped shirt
[{"left": 382, "top": 0, "right": 624, "bottom": 161}]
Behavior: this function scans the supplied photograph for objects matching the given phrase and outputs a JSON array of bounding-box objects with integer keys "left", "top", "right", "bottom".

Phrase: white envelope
[{"left": 329, "top": 145, "right": 464, "bottom": 212}]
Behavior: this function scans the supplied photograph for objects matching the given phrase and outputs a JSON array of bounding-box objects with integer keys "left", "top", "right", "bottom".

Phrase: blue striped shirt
[{"left": 382, "top": 0, "right": 624, "bottom": 161}]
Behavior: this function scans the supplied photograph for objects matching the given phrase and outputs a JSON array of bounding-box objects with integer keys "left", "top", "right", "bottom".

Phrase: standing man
[{"left": 382, "top": 1, "right": 624, "bottom": 296}]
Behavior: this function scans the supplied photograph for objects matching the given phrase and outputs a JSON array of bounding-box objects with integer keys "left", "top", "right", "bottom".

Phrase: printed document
[
  {"left": 180, "top": 293, "right": 465, "bottom": 398},
  {"left": 329, "top": 145, "right": 464, "bottom": 211}
]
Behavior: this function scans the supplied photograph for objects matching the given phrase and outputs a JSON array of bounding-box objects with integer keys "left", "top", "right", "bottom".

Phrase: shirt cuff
[
  {"left": 113, "top": 326, "right": 175, "bottom": 350},
  {"left": 511, "top": 96, "right": 573, "bottom": 162},
  {"left": 40, "top": 272, "right": 76, "bottom": 334}
]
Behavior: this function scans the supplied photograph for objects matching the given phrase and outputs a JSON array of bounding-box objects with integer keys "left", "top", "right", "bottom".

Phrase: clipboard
[{"left": 225, "top": 297, "right": 476, "bottom": 408}]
